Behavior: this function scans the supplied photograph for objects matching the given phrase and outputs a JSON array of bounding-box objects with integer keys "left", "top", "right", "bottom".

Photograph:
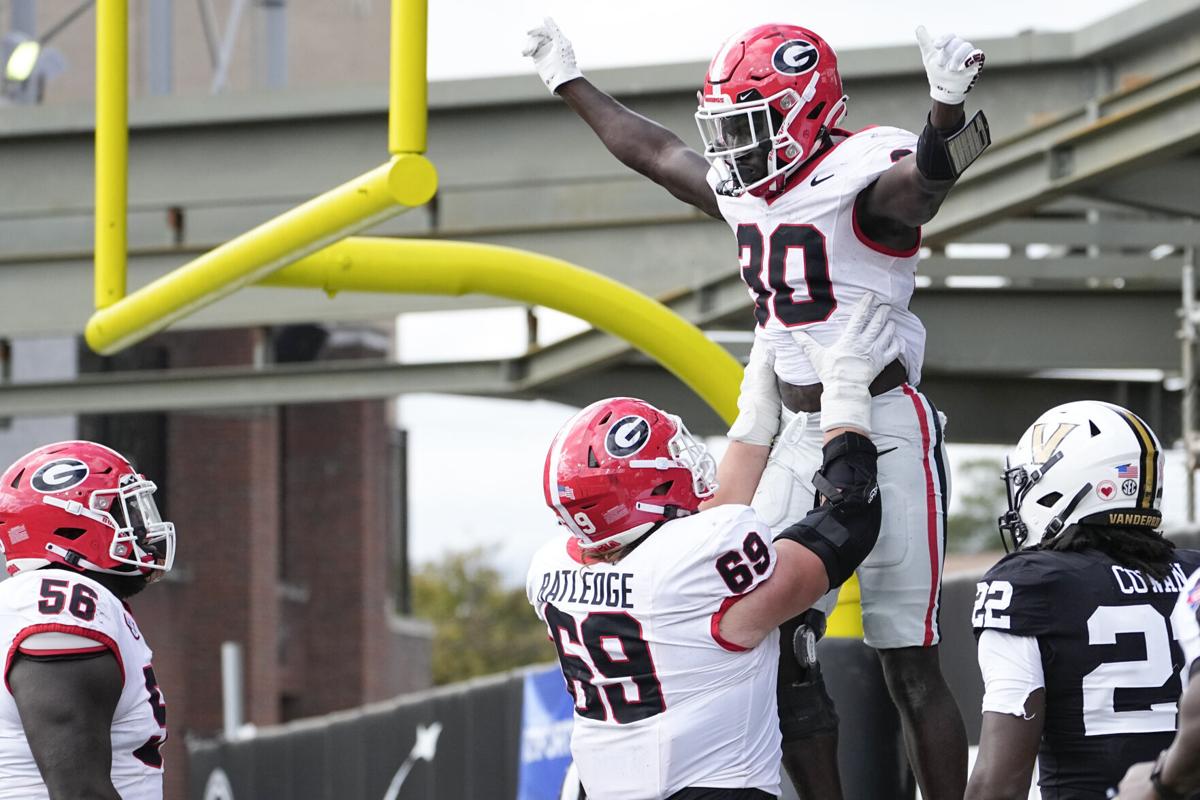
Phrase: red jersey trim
[
  {"left": 852, "top": 197, "right": 922, "bottom": 258},
  {"left": 767, "top": 139, "right": 846, "bottom": 206},
  {"left": 565, "top": 537, "right": 587, "bottom": 565},
  {"left": 710, "top": 594, "right": 753, "bottom": 652},
  {"left": 5, "top": 623, "right": 124, "bottom": 693},
  {"left": 765, "top": 127, "right": 878, "bottom": 206},
  {"left": 20, "top": 644, "right": 109, "bottom": 658}
]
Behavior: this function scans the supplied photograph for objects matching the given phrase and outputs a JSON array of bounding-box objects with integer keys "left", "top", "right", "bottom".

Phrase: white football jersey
[
  {"left": 527, "top": 504, "right": 781, "bottom": 800},
  {"left": 0, "top": 570, "right": 166, "bottom": 799},
  {"left": 1173, "top": 567, "right": 1200, "bottom": 684},
  {"left": 709, "top": 126, "right": 927, "bottom": 386}
]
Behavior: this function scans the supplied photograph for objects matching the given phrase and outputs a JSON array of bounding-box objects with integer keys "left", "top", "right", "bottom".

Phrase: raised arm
[
  {"left": 857, "top": 27, "right": 989, "bottom": 243},
  {"left": 719, "top": 294, "right": 900, "bottom": 647},
  {"left": 10, "top": 651, "right": 123, "bottom": 800},
  {"left": 524, "top": 19, "right": 721, "bottom": 219}
]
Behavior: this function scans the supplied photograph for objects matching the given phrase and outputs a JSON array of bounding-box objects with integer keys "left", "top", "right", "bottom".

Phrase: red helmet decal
[{"left": 707, "top": 39, "right": 745, "bottom": 83}]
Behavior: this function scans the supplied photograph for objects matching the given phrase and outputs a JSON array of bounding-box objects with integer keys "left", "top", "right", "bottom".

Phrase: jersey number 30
[
  {"left": 738, "top": 223, "right": 835, "bottom": 327},
  {"left": 544, "top": 605, "right": 666, "bottom": 724}
]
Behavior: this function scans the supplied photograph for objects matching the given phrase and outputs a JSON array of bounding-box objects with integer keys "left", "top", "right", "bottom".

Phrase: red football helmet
[
  {"left": 543, "top": 397, "right": 718, "bottom": 553},
  {"left": 0, "top": 441, "right": 175, "bottom": 579},
  {"left": 695, "top": 24, "right": 847, "bottom": 197}
]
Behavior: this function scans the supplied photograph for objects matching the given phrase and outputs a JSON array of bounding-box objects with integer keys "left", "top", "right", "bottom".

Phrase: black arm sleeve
[{"left": 773, "top": 432, "right": 881, "bottom": 588}]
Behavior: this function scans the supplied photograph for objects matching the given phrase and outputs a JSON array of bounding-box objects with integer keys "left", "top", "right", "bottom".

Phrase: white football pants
[{"left": 751, "top": 384, "right": 950, "bottom": 649}]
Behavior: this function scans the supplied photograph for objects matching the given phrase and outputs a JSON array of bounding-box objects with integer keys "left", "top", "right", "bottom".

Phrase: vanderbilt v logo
[{"left": 1031, "top": 423, "right": 1077, "bottom": 464}]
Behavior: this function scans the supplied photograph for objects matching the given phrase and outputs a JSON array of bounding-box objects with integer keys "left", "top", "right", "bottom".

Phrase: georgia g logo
[
  {"left": 30, "top": 458, "right": 89, "bottom": 494},
  {"left": 772, "top": 40, "right": 819, "bottom": 76},
  {"left": 605, "top": 416, "right": 651, "bottom": 459}
]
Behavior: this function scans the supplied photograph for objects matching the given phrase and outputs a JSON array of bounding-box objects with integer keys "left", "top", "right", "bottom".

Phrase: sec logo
[{"left": 772, "top": 40, "right": 819, "bottom": 76}]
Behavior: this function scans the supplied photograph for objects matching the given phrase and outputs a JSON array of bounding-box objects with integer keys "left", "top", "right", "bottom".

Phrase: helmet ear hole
[
  {"left": 54, "top": 527, "right": 87, "bottom": 540},
  {"left": 651, "top": 481, "right": 674, "bottom": 496},
  {"left": 806, "top": 100, "right": 827, "bottom": 121},
  {"left": 1037, "top": 491, "right": 1063, "bottom": 508}
]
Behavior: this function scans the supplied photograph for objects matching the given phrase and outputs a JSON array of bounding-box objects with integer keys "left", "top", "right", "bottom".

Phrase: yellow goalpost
[
  {"left": 87, "top": 0, "right": 863, "bottom": 633},
  {"left": 84, "top": 0, "right": 743, "bottom": 424}
]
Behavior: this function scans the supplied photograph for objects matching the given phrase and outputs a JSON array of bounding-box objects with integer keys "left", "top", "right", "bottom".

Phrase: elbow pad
[
  {"left": 916, "top": 109, "right": 991, "bottom": 180},
  {"left": 727, "top": 336, "right": 782, "bottom": 446},
  {"left": 774, "top": 432, "right": 881, "bottom": 588}
]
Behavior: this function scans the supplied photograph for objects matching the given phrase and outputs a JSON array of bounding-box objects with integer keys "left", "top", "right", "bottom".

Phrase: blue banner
[{"left": 516, "top": 666, "right": 576, "bottom": 800}]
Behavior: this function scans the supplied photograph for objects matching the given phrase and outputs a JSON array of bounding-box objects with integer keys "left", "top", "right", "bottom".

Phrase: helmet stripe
[{"left": 1114, "top": 407, "right": 1158, "bottom": 510}]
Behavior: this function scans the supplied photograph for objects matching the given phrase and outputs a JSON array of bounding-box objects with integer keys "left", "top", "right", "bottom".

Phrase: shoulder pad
[{"left": 973, "top": 552, "right": 1058, "bottom": 637}]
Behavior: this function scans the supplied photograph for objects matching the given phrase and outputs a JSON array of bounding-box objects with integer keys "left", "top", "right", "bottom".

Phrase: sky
[
  {"left": 400, "top": 0, "right": 1156, "bottom": 582},
  {"left": 425, "top": 0, "right": 1141, "bottom": 81}
]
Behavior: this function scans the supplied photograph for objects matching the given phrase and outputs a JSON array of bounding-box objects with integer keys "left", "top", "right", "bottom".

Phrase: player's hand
[
  {"left": 523, "top": 17, "right": 583, "bottom": 94},
  {"left": 792, "top": 293, "right": 900, "bottom": 433},
  {"left": 1112, "top": 760, "right": 1156, "bottom": 799},
  {"left": 915, "top": 26, "right": 984, "bottom": 105},
  {"left": 727, "top": 336, "right": 781, "bottom": 447}
]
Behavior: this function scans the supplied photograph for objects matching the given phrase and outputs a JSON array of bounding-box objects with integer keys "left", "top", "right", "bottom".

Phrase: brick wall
[{"left": 83, "top": 327, "right": 431, "bottom": 800}]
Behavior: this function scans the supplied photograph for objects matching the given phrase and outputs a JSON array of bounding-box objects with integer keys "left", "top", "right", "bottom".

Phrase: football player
[
  {"left": 524, "top": 19, "right": 986, "bottom": 799},
  {"left": 1112, "top": 567, "right": 1200, "bottom": 799},
  {"left": 528, "top": 295, "right": 895, "bottom": 799},
  {"left": 0, "top": 441, "right": 174, "bottom": 800},
  {"left": 966, "top": 402, "right": 1200, "bottom": 800}
]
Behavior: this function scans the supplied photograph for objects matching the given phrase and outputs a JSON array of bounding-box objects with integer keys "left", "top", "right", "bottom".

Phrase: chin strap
[
  {"left": 633, "top": 502, "right": 693, "bottom": 519},
  {"left": 42, "top": 495, "right": 113, "bottom": 526},
  {"left": 43, "top": 542, "right": 133, "bottom": 576},
  {"left": 1041, "top": 482, "right": 1094, "bottom": 543}
]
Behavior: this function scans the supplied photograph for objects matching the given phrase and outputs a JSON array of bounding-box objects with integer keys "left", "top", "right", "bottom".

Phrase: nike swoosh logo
[
  {"left": 877, "top": 447, "right": 898, "bottom": 457},
  {"left": 810, "top": 173, "right": 835, "bottom": 186}
]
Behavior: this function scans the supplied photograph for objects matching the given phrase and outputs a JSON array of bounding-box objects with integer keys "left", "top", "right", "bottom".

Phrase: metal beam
[
  {"left": 0, "top": 279, "right": 1181, "bottom": 420},
  {"left": 926, "top": 61, "right": 1200, "bottom": 243},
  {"left": 958, "top": 218, "right": 1200, "bottom": 247},
  {"left": 915, "top": 289, "right": 1182, "bottom": 372},
  {"left": 541, "top": 368, "right": 1181, "bottom": 444},
  {"left": 0, "top": 354, "right": 1180, "bottom": 446},
  {"left": 0, "top": 359, "right": 514, "bottom": 417}
]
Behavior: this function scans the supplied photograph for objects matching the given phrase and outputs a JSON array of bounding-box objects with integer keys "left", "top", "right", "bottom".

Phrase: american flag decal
[
  {"left": 1117, "top": 463, "right": 1139, "bottom": 479},
  {"left": 557, "top": 484, "right": 575, "bottom": 500}
]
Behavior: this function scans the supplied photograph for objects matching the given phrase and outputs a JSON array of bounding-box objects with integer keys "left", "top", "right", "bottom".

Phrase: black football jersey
[{"left": 973, "top": 546, "right": 1200, "bottom": 799}]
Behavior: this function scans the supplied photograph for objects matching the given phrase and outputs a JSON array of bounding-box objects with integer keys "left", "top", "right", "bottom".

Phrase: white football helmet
[{"left": 998, "top": 401, "right": 1163, "bottom": 551}]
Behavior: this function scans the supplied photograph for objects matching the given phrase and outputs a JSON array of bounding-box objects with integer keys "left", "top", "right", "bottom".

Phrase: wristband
[{"left": 916, "top": 109, "right": 991, "bottom": 180}]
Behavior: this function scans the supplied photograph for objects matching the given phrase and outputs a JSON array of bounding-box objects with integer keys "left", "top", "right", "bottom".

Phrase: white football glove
[
  {"left": 793, "top": 293, "right": 902, "bottom": 434},
  {"left": 915, "top": 25, "right": 985, "bottom": 106},
  {"left": 727, "top": 335, "right": 781, "bottom": 447},
  {"left": 522, "top": 17, "right": 583, "bottom": 94}
]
